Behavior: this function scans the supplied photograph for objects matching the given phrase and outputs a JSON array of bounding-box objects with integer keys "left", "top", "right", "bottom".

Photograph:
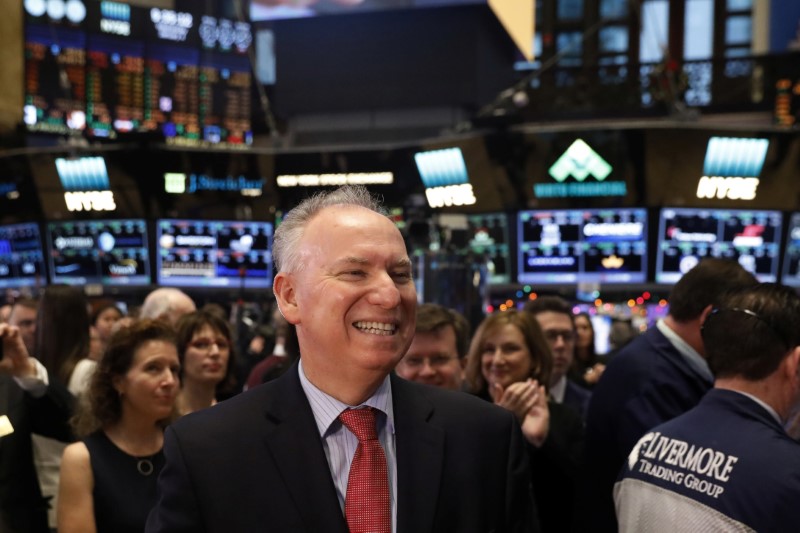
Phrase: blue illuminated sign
[
  {"left": 414, "top": 148, "right": 468, "bottom": 188},
  {"left": 100, "top": 2, "right": 130, "bottom": 21},
  {"left": 703, "top": 137, "right": 769, "bottom": 177},
  {"left": 55, "top": 157, "right": 111, "bottom": 191}
]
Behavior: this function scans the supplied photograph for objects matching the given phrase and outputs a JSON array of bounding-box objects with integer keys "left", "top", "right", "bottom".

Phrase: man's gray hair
[
  {"left": 272, "top": 185, "right": 387, "bottom": 273},
  {"left": 140, "top": 288, "right": 194, "bottom": 321}
]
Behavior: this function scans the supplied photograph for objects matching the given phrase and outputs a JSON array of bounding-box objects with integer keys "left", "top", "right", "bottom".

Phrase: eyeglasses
[
  {"left": 189, "top": 339, "right": 231, "bottom": 351},
  {"left": 543, "top": 330, "right": 576, "bottom": 344},
  {"left": 401, "top": 356, "right": 459, "bottom": 369}
]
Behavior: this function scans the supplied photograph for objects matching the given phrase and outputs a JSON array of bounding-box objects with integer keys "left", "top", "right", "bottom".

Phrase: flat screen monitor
[
  {"left": 46, "top": 219, "right": 150, "bottom": 285},
  {"left": 468, "top": 213, "right": 511, "bottom": 284},
  {"left": 656, "top": 208, "right": 782, "bottom": 283},
  {"left": 156, "top": 219, "right": 273, "bottom": 288},
  {"left": 0, "top": 223, "right": 47, "bottom": 288},
  {"left": 781, "top": 212, "right": 800, "bottom": 287},
  {"left": 517, "top": 208, "right": 648, "bottom": 284}
]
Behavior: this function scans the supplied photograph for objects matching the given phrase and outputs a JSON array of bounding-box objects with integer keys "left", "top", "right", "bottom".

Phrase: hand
[
  {"left": 0, "top": 324, "right": 36, "bottom": 378},
  {"left": 584, "top": 362, "right": 606, "bottom": 385},
  {"left": 491, "top": 379, "right": 550, "bottom": 447}
]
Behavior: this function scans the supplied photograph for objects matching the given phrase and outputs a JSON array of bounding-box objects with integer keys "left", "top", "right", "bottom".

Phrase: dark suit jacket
[
  {"left": 0, "top": 374, "right": 74, "bottom": 533},
  {"left": 146, "top": 363, "right": 537, "bottom": 533},
  {"left": 578, "top": 325, "right": 713, "bottom": 533},
  {"left": 563, "top": 381, "right": 591, "bottom": 421}
]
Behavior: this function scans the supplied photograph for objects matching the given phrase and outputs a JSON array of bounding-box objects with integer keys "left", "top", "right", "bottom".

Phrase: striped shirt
[{"left": 298, "top": 359, "right": 398, "bottom": 533}]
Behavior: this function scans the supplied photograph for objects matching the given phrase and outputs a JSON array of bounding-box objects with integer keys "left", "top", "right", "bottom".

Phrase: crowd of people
[{"left": 2, "top": 185, "right": 799, "bottom": 532}]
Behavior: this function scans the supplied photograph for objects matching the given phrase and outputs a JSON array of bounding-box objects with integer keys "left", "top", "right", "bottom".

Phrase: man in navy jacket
[
  {"left": 615, "top": 283, "right": 800, "bottom": 531},
  {"left": 579, "top": 258, "right": 757, "bottom": 532}
]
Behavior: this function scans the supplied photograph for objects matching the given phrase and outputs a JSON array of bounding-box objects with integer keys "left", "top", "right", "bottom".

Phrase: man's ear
[
  {"left": 786, "top": 346, "right": 800, "bottom": 381},
  {"left": 273, "top": 272, "right": 301, "bottom": 325},
  {"left": 698, "top": 304, "right": 715, "bottom": 326}
]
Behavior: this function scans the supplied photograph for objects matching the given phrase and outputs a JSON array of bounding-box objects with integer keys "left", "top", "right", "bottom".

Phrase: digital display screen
[
  {"left": 46, "top": 219, "right": 150, "bottom": 285},
  {"left": 0, "top": 223, "right": 47, "bottom": 288},
  {"left": 656, "top": 208, "right": 782, "bottom": 283},
  {"left": 199, "top": 52, "right": 252, "bottom": 145},
  {"left": 86, "top": 34, "right": 145, "bottom": 137},
  {"left": 468, "top": 213, "right": 510, "bottom": 284},
  {"left": 156, "top": 219, "right": 273, "bottom": 288},
  {"left": 781, "top": 213, "right": 800, "bottom": 287},
  {"left": 517, "top": 208, "right": 648, "bottom": 284},
  {"left": 24, "top": 25, "right": 87, "bottom": 133},
  {"left": 144, "top": 43, "right": 200, "bottom": 140},
  {"left": 24, "top": 3, "right": 254, "bottom": 144}
]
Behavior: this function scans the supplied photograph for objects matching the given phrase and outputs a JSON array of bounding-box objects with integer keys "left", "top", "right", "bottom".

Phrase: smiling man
[
  {"left": 146, "top": 186, "right": 537, "bottom": 533},
  {"left": 395, "top": 303, "right": 470, "bottom": 391}
]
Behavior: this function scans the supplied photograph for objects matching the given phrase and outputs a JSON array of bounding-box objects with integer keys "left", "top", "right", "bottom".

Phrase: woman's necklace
[{"left": 136, "top": 458, "right": 155, "bottom": 476}]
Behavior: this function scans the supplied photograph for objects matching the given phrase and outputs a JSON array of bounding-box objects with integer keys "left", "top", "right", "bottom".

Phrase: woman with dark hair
[
  {"left": 36, "top": 285, "right": 91, "bottom": 389},
  {"left": 572, "top": 312, "right": 606, "bottom": 387},
  {"left": 174, "top": 310, "right": 236, "bottom": 415},
  {"left": 90, "top": 300, "right": 124, "bottom": 353},
  {"left": 57, "top": 320, "right": 180, "bottom": 533},
  {"left": 31, "top": 284, "right": 91, "bottom": 529},
  {"left": 465, "top": 309, "right": 584, "bottom": 533}
]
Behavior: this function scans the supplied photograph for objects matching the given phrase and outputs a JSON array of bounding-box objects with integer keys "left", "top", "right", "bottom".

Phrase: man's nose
[
  {"left": 368, "top": 272, "right": 402, "bottom": 308},
  {"left": 419, "top": 359, "right": 436, "bottom": 376}
]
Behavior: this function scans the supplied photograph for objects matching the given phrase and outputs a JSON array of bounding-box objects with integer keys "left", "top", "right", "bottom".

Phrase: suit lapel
[
  {"left": 392, "top": 375, "right": 445, "bottom": 533},
  {"left": 260, "top": 364, "right": 349, "bottom": 533}
]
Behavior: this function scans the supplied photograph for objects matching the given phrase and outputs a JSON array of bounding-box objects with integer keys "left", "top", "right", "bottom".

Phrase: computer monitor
[
  {"left": 156, "top": 219, "right": 273, "bottom": 288},
  {"left": 517, "top": 208, "right": 648, "bottom": 284}
]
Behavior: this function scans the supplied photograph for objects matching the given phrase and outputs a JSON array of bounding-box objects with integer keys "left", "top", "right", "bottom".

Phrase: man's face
[
  {"left": 396, "top": 326, "right": 463, "bottom": 391},
  {"left": 534, "top": 311, "right": 575, "bottom": 385},
  {"left": 9, "top": 305, "right": 37, "bottom": 355},
  {"left": 276, "top": 205, "right": 417, "bottom": 384}
]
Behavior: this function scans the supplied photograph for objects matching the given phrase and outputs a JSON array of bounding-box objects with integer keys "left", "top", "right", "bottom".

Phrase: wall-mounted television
[
  {"left": 0, "top": 223, "right": 47, "bottom": 288},
  {"left": 781, "top": 212, "right": 800, "bottom": 287},
  {"left": 46, "top": 219, "right": 150, "bottom": 285},
  {"left": 517, "top": 208, "right": 648, "bottom": 284},
  {"left": 656, "top": 208, "right": 782, "bottom": 283},
  {"left": 468, "top": 213, "right": 511, "bottom": 284},
  {"left": 156, "top": 219, "right": 273, "bottom": 288}
]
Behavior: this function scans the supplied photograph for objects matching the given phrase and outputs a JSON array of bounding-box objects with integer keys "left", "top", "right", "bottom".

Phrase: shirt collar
[
  {"left": 550, "top": 374, "right": 567, "bottom": 403},
  {"left": 657, "top": 319, "right": 714, "bottom": 382},
  {"left": 298, "top": 359, "right": 395, "bottom": 437},
  {"left": 725, "top": 389, "right": 783, "bottom": 425}
]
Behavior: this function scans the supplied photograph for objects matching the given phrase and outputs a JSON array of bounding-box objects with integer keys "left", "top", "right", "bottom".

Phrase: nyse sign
[
  {"left": 425, "top": 184, "right": 476, "bottom": 208},
  {"left": 64, "top": 191, "right": 117, "bottom": 212},
  {"left": 696, "top": 176, "right": 759, "bottom": 201}
]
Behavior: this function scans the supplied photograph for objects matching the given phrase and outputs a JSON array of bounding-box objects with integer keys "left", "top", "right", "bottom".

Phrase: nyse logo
[
  {"left": 549, "top": 140, "right": 612, "bottom": 183},
  {"left": 425, "top": 184, "right": 477, "bottom": 208},
  {"left": 696, "top": 176, "right": 759, "bottom": 201},
  {"left": 64, "top": 191, "right": 117, "bottom": 212}
]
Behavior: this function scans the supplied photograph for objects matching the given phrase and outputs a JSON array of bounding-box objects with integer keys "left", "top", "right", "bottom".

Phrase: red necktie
[{"left": 339, "top": 407, "right": 391, "bottom": 533}]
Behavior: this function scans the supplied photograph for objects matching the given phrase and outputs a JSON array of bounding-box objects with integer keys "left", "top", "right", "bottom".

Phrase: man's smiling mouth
[{"left": 354, "top": 321, "right": 397, "bottom": 336}]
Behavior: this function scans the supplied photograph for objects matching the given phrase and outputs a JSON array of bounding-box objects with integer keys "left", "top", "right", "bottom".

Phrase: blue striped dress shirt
[{"left": 298, "top": 359, "right": 398, "bottom": 533}]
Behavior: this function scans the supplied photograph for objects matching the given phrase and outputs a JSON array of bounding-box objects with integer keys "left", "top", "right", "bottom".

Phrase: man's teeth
[{"left": 354, "top": 321, "right": 397, "bottom": 335}]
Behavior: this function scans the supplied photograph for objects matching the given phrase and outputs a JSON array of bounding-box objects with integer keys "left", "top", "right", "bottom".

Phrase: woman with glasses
[
  {"left": 465, "top": 309, "right": 584, "bottom": 533},
  {"left": 174, "top": 310, "right": 236, "bottom": 415}
]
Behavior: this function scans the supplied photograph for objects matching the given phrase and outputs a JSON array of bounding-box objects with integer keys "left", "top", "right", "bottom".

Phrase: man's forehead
[{"left": 536, "top": 311, "right": 573, "bottom": 329}]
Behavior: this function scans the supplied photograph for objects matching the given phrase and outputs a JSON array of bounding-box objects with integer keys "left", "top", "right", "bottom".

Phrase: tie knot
[{"left": 339, "top": 407, "right": 378, "bottom": 442}]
